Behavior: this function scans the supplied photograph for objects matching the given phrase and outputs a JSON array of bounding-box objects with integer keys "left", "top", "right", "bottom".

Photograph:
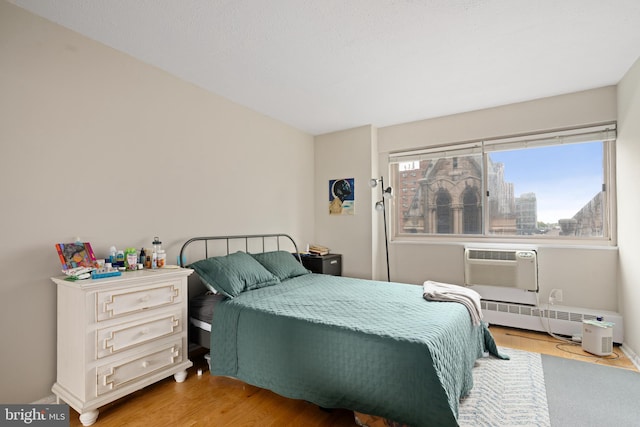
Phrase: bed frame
[
  {"left": 179, "top": 233, "right": 302, "bottom": 268},
  {"left": 180, "top": 233, "right": 303, "bottom": 350}
]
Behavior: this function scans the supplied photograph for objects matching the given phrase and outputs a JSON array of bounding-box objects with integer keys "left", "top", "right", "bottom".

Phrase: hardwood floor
[
  {"left": 68, "top": 349, "right": 356, "bottom": 427},
  {"left": 68, "top": 326, "right": 638, "bottom": 426},
  {"left": 490, "top": 325, "right": 638, "bottom": 371}
]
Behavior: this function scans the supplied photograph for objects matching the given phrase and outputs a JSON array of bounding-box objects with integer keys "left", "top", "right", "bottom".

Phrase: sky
[{"left": 489, "top": 142, "right": 603, "bottom": 224}]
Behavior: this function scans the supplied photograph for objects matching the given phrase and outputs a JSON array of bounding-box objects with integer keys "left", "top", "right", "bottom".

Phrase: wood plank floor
[
  {"left": 490, "top": 325, "right": 638, "bottom": 371},
  {"left": 68, "top": 326, "right": 638, "bottom": 426}
]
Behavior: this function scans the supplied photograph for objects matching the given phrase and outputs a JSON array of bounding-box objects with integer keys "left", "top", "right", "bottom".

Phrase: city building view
[{"left": 393, "top": 155, "right": 604, "bottom": 237}]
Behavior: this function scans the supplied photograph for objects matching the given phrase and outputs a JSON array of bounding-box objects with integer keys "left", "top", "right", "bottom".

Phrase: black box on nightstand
[{"left": 300, "top": 253, "right": 342, "bottom": 276}]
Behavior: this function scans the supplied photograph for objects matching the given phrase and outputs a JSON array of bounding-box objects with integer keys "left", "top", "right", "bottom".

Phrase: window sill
[{"left": 390, "top": 234, "right": 617, "bottom": 249}]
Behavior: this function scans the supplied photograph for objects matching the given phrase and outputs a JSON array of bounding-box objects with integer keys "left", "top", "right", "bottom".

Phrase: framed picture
[
  {"left": 55, "top": 242, "right": 98, "bottom": 270},
  {"left": 329, "top": 178, "right": 355, "bottom": 215}
]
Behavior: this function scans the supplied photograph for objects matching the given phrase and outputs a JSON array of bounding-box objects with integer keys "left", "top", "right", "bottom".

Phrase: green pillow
[
  {"left": 251, "top": 251, "right": 310, "bottom": 281},
  {"left": 190, "top": 251, "right": 280, "bottom": 298}
]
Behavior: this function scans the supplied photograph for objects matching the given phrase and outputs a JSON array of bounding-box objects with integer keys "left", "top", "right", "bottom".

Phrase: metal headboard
[{"left": 179, "top": 233, "right": 302, "bottom": 267}]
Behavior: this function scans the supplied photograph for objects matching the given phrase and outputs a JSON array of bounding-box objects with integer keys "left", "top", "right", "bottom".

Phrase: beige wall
[
  {"left": 378, "top": 86, "right": 617, "bottom": 153},
  {"left": 617, "top": 56, "right": 640, "bottom": 362},
  {"left": 0, "top": 2, "right": 315, "bottom": 403},
  {"left": 376, "top": 88, "right": 622, "bottom": 310},
  {"left": 314, "top": 126, "right": 378, "bottom": 279}
]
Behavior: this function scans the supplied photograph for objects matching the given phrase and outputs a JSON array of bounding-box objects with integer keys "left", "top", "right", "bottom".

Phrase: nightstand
[
  {"left": 51, "top": 268, "right": 193, "bottom": 426},
  {"left": 301, "top": 254, "right": 342, "bottom": 276}
]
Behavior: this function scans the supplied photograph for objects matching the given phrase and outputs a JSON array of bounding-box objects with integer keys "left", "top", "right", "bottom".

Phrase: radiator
[
  {"left": 481, "top": 300, "right": 624, "bottom": 344},
  {"left": 464, "top": 248, "right": 538, "bottom": 291}
]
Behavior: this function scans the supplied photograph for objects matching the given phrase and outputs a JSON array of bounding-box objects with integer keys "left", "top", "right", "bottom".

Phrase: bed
[{"left": 181, "top": 234, "right": 506, "bottom": 427}]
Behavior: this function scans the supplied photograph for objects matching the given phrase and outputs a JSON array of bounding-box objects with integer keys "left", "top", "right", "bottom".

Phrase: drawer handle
[
  {"left": 140, "top": 328, "right": 150, "bottom": 335},
  {"left": 142, "top": 360, "right": 150, "bottom": 368},
  {"left": 170, "top": 286, "right": 180, "bottom": 302},
  {"left": 103, "top": 368, "right": 115, "bottom": 389},
  {"left": 139, "top": 294, "right": 150, "bottom": 303},
  {"left": 330, "top": 260, "right": 337, "bottom": 264},
  {"left": 104, "top": 332, "right": 115, "bottom": 352}
]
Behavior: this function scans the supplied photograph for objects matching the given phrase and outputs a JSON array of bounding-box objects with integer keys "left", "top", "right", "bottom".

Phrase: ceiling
[{"left": 10, "top": 0, "right": 640, "bottom": 135}]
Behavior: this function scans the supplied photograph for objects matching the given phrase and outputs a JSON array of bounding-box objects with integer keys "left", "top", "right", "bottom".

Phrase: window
[{"left": 389, "top": 124, "right": 616, "bottom": 240}]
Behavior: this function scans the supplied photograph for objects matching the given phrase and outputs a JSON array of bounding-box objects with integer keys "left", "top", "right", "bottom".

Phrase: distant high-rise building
[
  {"left": 567, "top": 192, "right": 604, "bottom": 236},
  {"left": 516, "top": 193, "right": 537, "bottom": 235}
]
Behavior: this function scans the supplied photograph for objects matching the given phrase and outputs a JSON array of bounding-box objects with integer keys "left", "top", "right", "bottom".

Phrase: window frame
[{"left": 388, "top": 124, "right": 617, "bottom": 245}]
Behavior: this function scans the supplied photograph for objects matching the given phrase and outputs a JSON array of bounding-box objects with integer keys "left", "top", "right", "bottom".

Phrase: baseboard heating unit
[{"left": 481, "top": 300, "right": 624, "bottom": 344}]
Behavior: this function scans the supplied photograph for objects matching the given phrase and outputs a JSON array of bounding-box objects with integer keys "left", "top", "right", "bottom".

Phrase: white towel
[{"left": 422, "top": 280, "right": 483, "bottom": 326}]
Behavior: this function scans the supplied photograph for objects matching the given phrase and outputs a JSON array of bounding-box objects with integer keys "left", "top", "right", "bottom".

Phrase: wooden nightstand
[
  {"left": 51, "top": 268, "right": 193, "bottom": 426},
  {"left": 301, "top": 254, "right": 342, "bottom": 276}
]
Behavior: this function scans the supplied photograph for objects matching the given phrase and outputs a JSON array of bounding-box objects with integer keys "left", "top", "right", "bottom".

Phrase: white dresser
[{"left": 51, "top": 268, "right": 193, "bottom": 426}]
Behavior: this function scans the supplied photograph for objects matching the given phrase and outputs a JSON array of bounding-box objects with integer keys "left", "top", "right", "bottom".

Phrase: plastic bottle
[
  {"left": 144, "top": 249, "right": 152, "bottom": 269},
  {"left": 109, "top": 246, "right": 117, "bottom": 264},
  {"left": 157, "top": 249, "right": 166, "bottom": 268},
  {"left": 116, "top": 250, "right": 125, "bottom": 267},
  {"left": 152, "top": 237, "right": 162, "bottom": 269},
  {"left": 139, "top": 248, "right": 146, "bottom": 265}
]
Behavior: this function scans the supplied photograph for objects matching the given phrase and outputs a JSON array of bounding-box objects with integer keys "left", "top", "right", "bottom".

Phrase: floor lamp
[{"left": 370, "top": 176, "right": 392, "bottom": 282}]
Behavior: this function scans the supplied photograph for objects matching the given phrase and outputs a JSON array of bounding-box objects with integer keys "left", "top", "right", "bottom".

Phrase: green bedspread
[{"left": 210, "top": 274, "right": 505, "bottom": 427}]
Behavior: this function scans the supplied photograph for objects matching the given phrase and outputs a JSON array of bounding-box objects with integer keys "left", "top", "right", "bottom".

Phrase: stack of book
[{"left": 308, "top": 244, "right": 330, "bottom": 256}]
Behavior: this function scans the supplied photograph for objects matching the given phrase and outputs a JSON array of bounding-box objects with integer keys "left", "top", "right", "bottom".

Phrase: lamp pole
[{"left": 380, "top": 176, "right": 391, "bottom": 282}]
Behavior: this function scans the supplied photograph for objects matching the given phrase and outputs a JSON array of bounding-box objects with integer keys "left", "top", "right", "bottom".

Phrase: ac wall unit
[{"left": 464, "top": 248, "right": 538, "bottom": 292}]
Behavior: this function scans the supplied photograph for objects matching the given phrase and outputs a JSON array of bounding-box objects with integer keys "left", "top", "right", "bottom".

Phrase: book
[
  {"left": 55, "top": 242, "right": 98, "bottom": 271},
  {"left": 308, "top": 244, "right": 330, "bottom": 256}
]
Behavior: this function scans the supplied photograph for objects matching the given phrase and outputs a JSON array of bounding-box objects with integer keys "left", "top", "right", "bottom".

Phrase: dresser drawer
[
  {"left": 96, "top": 311, "right": 182, "bottom": 359},
  {"left": 96, "top": 341, "right": 183, "bottom": 395},
  {"left": 96, "top": 282, "right": 182, "bottom": 321}
]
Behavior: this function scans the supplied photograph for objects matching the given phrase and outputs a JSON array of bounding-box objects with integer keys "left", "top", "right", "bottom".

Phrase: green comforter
[{"left": 210, "top": 274, "right": 505, "bottom": 426}]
